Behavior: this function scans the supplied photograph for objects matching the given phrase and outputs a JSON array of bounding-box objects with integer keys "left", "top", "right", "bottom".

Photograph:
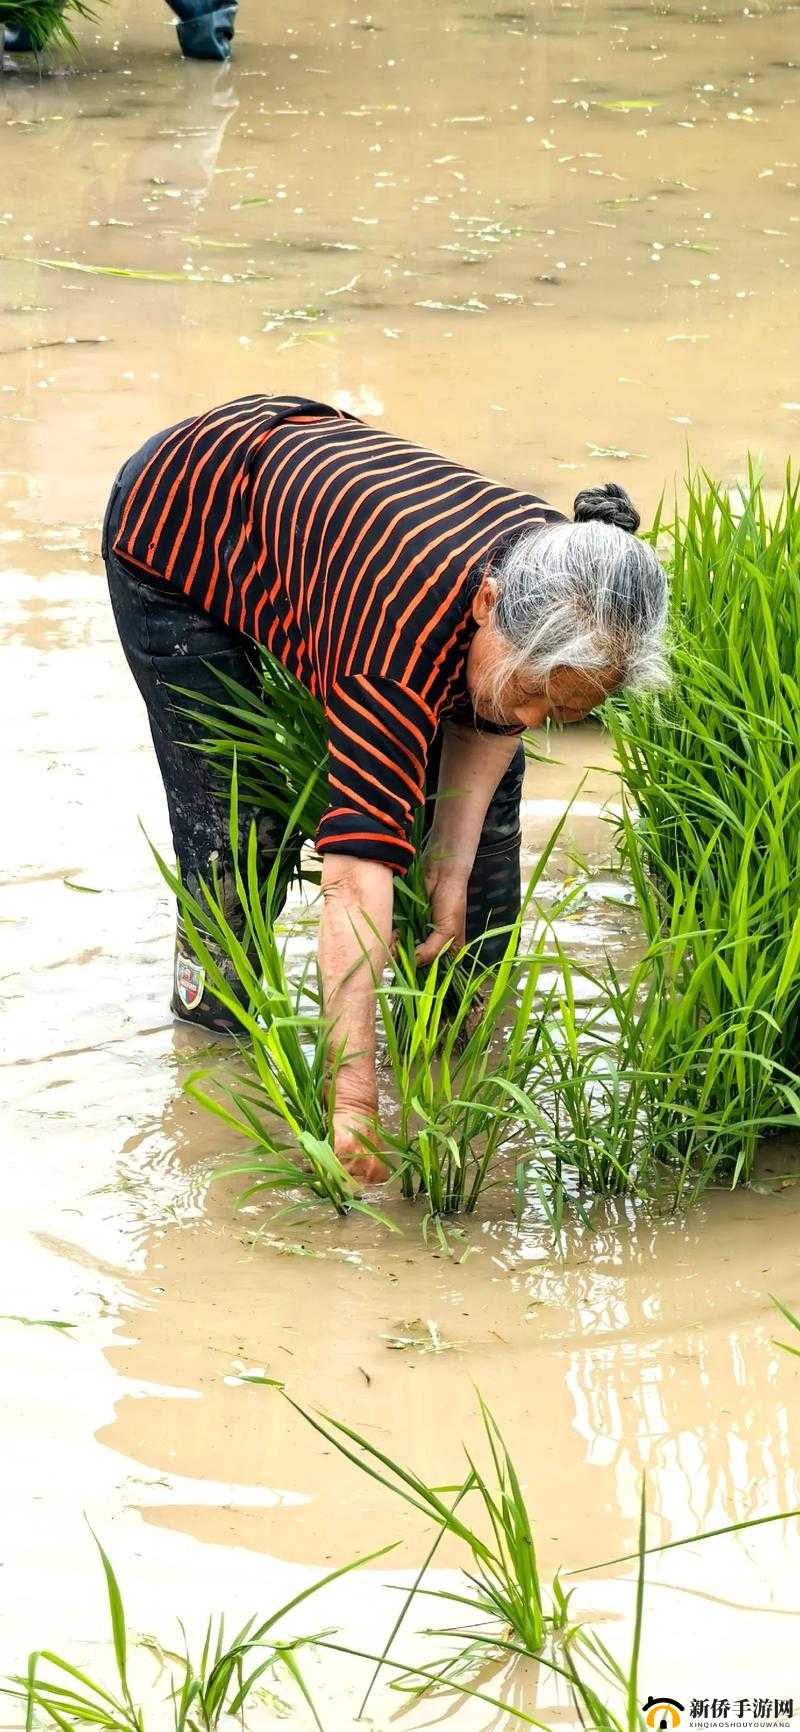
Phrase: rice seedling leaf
[
  {"left": 86, "top": 1531, "right": 130, "bottom": 1704},
  {"left": 570, "top": 1504, "right": 800, "bottom": 1574},
  {"left": 0, "top": 1315, "right": 76, "bottom": 1331},
  {"left": 19, "top": 258, "right": 193, "bottom": 284},
  {"left": 316, "top": 1640, "right": 552, "bottom": 1727}
]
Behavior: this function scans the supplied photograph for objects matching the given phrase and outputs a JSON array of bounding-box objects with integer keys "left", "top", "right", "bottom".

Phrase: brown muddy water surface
[{"left": 2, "top": 1, "right": 800, "bottom": 1724}]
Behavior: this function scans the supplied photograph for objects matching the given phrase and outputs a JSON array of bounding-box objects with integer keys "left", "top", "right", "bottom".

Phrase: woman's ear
[{"left": 471, "top": 575, "right": 498, "bottom": 624}]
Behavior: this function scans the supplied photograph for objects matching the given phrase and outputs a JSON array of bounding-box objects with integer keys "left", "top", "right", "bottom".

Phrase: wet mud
[{"left": 3, "top": 0, "right": 800, "bottom": 1724}]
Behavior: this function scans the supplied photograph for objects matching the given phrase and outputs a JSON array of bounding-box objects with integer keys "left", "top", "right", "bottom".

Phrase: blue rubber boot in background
[{"left": 167, "top": 0, "right": 238, "bottom": 60}]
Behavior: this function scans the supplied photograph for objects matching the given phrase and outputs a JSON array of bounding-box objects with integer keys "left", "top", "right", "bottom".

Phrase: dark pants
[
  {"left": 4, "top": 1, "right": 237, "bottom": 60},
  {"left": 102, "top": 453, "right": 523, "bottom": 964}
]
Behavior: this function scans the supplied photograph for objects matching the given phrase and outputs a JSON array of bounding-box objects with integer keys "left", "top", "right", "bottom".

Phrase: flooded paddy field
[{"left": 2, "top": 0, "right": 800, "bottom": 1723}]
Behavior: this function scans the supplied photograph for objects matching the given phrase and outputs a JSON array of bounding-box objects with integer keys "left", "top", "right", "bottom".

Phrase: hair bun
[{"left": 573, "top": 481, "right": 641, "bottom": 534}]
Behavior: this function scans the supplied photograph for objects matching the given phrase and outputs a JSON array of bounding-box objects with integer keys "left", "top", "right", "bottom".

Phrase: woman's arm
[
  {"left": 416, "top": 722, "right": 521, "bottom": 964},
  {"left": 319, "top": 851, "right": 394, "bottom": 1180},
  {"left": 318, "top": 724, "right": 519, "bottom": 1174}
]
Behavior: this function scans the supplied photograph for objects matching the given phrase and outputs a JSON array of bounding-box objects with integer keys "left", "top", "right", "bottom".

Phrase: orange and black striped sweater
[{"left": 112, "top": 394, "right": 565, "bottom": 874}]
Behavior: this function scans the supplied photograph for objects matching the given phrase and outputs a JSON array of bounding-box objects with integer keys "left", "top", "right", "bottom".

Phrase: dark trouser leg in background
[
  {"left": 166, "top": 0, "right": 238, "bottom": 60},
  {"left": 424, "top": 735, "right": 524, "bottom": 969}
]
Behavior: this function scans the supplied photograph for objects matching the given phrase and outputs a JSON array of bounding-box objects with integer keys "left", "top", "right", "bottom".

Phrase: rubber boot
[
  {"left": 169, "top": 0, "right": 237, "bottom": 60},
  {"left": 169, "top": 830, "right": 302, "bottom": 1034},
  {"left": 171, "top": 914, "right": 250, "bottom": 1034}
]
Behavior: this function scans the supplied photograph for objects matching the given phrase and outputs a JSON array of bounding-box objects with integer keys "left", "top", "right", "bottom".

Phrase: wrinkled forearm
[
  {"left": 318, "top": 852, "right": 394, "bottom": 1112},
  {"left": 426, "top": 723, "right": 520, "bottom": 877}
]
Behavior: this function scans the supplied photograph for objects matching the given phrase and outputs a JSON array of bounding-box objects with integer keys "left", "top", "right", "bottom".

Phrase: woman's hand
[
  {"left": 333, "top": 1107, "right": 389, "bottom": 1184},
  {"left": 415, "top": 859, "right": 470, "bottom": 965}
]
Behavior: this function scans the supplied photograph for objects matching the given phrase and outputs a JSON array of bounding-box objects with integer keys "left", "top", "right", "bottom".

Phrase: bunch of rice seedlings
[
  {"left": 607, "top": 466, "right": 800, "bottom": 1188},
  {"left": 519, "top": 921, "right": 800, "bottom": 1220},
  {"left": 377, "top": 808, "right": 576, "bottom": 1222},
  {"left": 3, "top": 1531, "right": 391, "bottom": 1732},
  {"left": 289, "top": 1399, "right": 669, "bottom": 1730},
  {"left": 287, "top": 1394, "right": 569, "bottom": 1692},
  {"left": 1, "top": 0, "right": 106, "bottom": 53},
  {"left": 293, "top": 1391, "right": 798, "bottom": 1728},
  {"left": 151, "top": 775, "right": 397, "bottom": 1228}
]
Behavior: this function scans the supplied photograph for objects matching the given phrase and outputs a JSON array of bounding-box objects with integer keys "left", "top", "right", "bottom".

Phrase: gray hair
[{"left": 483, "top": 482, "right": 669, "bottom": 707}]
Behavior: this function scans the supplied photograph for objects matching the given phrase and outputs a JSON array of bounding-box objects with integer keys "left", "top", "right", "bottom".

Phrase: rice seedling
[
  {"left": 288, "top": 1390, "right": 654, "bottom": 1727},
  {"left": 514, "top": 466, "right": 800, "bottom": 1215},
  {"left": 23, "top": 258, "right": 196, "bottom": 283},
  {"left": 294, "top": 1390, "right": 799, "bottom": 1728},
  {"left": 376, "top": 807, "right": 576, "bottom": 1222},
  {"left": 286, "top": 1394, "right": 569, "bottom": 1682},
  {"left": 3, "top": 1529, "right": 393, "bottom": 1732},
  {"left": 1, "top": 0, "right": 107, "bottom": 53},
  {"left": 152, "top": 755, "right": 560, "bottom": 1227},
  {"left": 518, "top": 923, "right": 800, "bottom": 1219}
]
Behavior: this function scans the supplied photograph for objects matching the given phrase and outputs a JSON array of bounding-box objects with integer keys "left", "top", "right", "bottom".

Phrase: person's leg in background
[
  {"left": 424, "top": 736, "right": 524, "bottom": 969},
  {"left": 102, "top": 470, "right": 296, "bottom": 1033},
  {"left": 166, "top": 0, "right": 238, "bottom": 60}
]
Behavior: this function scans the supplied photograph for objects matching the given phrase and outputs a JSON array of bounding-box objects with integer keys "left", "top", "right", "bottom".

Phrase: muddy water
[{"left": 3, "top": 1, "right": 800, "bottom": 1725}]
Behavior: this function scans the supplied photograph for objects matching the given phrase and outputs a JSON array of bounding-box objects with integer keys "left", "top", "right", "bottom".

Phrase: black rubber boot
[
  {"left": 171, "top": 914, "right": 250, "bottom": 1034},
  {"left": 169, "top": 0, "right": 237, "bottom": 60}
]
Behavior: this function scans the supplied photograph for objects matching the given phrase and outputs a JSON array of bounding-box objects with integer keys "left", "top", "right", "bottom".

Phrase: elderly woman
[{"left": 103, "top": 393, "right": 668, "bottom": 1180}]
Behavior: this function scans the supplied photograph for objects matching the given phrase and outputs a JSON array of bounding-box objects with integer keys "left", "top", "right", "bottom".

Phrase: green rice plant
[
  {"left": 519, "top": 925, "right": 800, "bottom": 1217},
  {"left": 3, "top": 1530, "right": 393, "bottom": 1732},
  {"left": 376, "top": 806, "right": 577, "bottom": 1221},
  {"left": 150, "top": 773, "right": 397, "bottom": 1229},
  {"left": 287, "top": 1391, "right": 652, "bottom": 1728},
  {"left": 294, "top": 1389, "right": 798, "bottom": 1729},
  {"left": 0, "top": 0, "right": 107, "bottom": 53},
  {"left": 286, "top": 1394, "right": 566, "bottom": 1676},
  {"left": 607, "top": 465, "right": 800, "bottom": 1187}
]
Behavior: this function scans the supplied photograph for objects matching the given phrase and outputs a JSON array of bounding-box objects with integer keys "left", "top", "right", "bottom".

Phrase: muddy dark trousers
[
  {"left": 168, "top": 0, "right": 237, "bottom": 59},
  {"left": 103, "top": 441, "right": 288, "bottom": 1033},
  {"left": 103, "top": 460, "right": 523, "bottom": 1030}
]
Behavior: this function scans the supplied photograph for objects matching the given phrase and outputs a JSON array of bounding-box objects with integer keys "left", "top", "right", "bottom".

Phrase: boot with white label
[{"left": 170, "top": 915, "right": 248, "bottom": 1034}]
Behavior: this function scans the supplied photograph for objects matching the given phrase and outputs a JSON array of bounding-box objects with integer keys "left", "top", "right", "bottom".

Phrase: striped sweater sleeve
[{"left": 317, "top": 674, "right": 438, "bottom": 874}]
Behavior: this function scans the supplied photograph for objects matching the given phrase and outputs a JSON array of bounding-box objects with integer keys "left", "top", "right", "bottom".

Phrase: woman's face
[{"left": 466, "top": 577, "right": 621, "bottom": 727}]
